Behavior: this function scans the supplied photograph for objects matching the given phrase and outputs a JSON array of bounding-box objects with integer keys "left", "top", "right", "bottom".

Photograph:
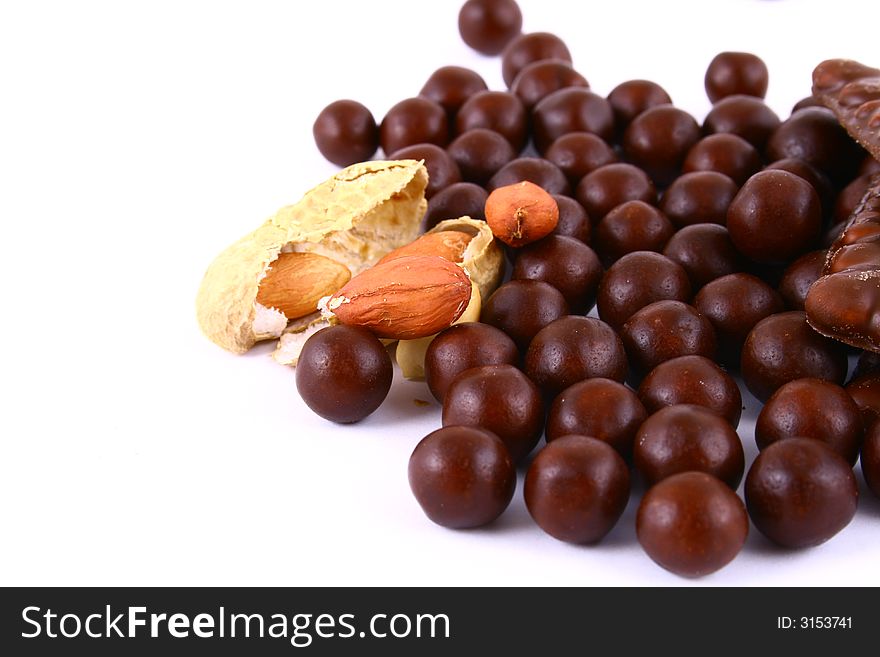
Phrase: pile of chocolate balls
[{"left": 303, "top": 0, "right": 880, "bottom": 577}]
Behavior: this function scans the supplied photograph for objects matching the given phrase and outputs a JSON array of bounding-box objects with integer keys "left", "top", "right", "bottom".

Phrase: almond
[
  {"left": 377, "top": 230, "right": 474, "bottom": 265},
  {"left": 324, "top": 255, "right": 472, "bottom": 339},
  {"left": 256, "top": 252, "right": 351, "bottom": 320},
  {"left": 485, "top": 181, "right": 559, "bottom": 247}
]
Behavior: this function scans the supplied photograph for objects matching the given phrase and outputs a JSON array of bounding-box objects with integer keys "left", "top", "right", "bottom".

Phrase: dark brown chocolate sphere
[
  {"left": 501, "top": 31, "right": 572, "bottom": 87},
  {"left": 295, "top": 325, "right": 392, "bottom": 423},
  {"left": 388, "top": 143, "right": 461, "bottom": 199},
  {"left": 705, "top": 51, "right": 769, "bottom": 103},
  {"left": 576, "top": 163, "right": 657, "bottom": 221},
  {"left": 424, "top": 322, "right": 519, "bottom": 403},
  {"left": 552, "top": 195, "right": 592, "bottom": 243},
  {"left": 422, "top": 182, "right": 488, "bottom": 231},
  {"left": 595, "top": 200, "right": 674, "bottom": 264},
  {"left": 777, "top": 250, "right": 826, "bottom": 311},
  {"left": 546, "top": 378, "right": 647, "bottom": 458},
  {"left": 862, "top": 421, "right": 880, "bottom": 498},
  {"left": 634, "top": 405, "right": 745, "bottom": 489},
  {"left": 622, "top": 105, "right": 701, "bottom": 186},
  {"left": 458, "top": 0, "right": 522, "bottom": 54},
  {"left": 313, "top": 100, "right": 379, "bottom": 167},
  {"left": 693, "top": 273, "right": 784, "bottom": 366},
  {"left": 525, "top": 436, "right": 630, "bottom": 544},
  {"left": 621, "top": 300, "right": 717, "bottom": 375},
  {"left": 662, "top": 223, "right": 745, "bottom": 289},
  {"left": 607, "top": 79, "right": 673, "bottom": 130},
  {"left": 847, "top": 373, "right": 880, "bottom": 429},
  {"left": 512, "top": 235, "right": 603, "bottom": 312},
  {"left": 727, "top": 170, "right": 821, "bottom": 265},
  {"left": 740, "top": 311, "right": 849, "bottom": 402},
  {"left": 766, "top": 107, "right": 864, "bottom": 186},
  {"left": 455, "top": 91, "right": 528, "bottom": 152},
  {"left": 597, "top": 251, "right": 692, "bottom": 330},
  {"left": 660, "top": 171, "right": 739, "bottom": 228},
  {"left": 545, "top": 132, "right": 618, "bottom": 186},
  {"left": 443, "top": 364, "right": 544, "bottom": 463},
  {"left": 637, "top": 472, "right": 748, "bottom": 577},
  {"left": 703, "top": 95, "right": 781, "bottom": 150},
  {"left": 764, "top": 158, "right": 834, "bottom": 215},
  {"left": 532, "top": 87, "right": 616, "bottom": 153},
  {"left": 833, "top": 173, "right": 874, "bottom": 225},
  {"left": 755, "top": 378, "right": 864, "bottom": 465},
  {"left": 792, "top": 96, "right": 824, "bottom": 113},
  {"left": 487, "top": 157, "right": 571, "bottom": 196},
  {"left": 682, "top": 134, "right": 761, "bottom": 186},
  {"left": 482, "top": 280, "right": 570, "bottom": 351},
  {"left": 447, "top": 128, "right": 516, "bottom": 185},
  {"left": 456, "top": 90, "right": 528, "bottom": 151},
  {"left": 510, "top": 59, "right": 589, "bottom": 111},
  {"left": 380, "top": 97, "right": 449, "bottom": 155},
  {"left": 409, "top": 425, "right": 515, "bottom": 528},
  {"left": 638, "top": 355, "right": 743, "bottom": 427},
  {"left": 525, "top": 316, "right": 628, "bottom": 398},
  {"left": 420, "top": 66, "right": 488, "bottom": 118},
  {"left": 745, "top": 438, "right": 858, "bottom": 548}
]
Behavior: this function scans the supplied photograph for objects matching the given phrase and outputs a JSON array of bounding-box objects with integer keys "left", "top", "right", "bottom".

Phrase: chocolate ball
[
  {"left": 764, "top": 158, "right": 834, "bottom": 215},
  {"left": 443, "top": 364, "right": 544, "bottom": 463},
  {"left": 525, "top": 316, "right": 628, "bottom": 398},
  {"left": 532, "top": 87, "right": 616, "bottom": 153},
  {"left": 487, "top": 157, "right": 571, "bottom": 196},
  {"left": 621, "top": 300, "right": 717, "bottom": 375},
  {"left": 693, "top": 273, "right": 784, "bottom": 366},
  {"left": 552, "top": 195, "right": 592, "bottom": 243},
  {"left": 388, "top": 143, "right": 461, "bottom": 199},
  {"left": 546, "top": 378, "right": 647, "bottom": 458},
  {"left": 510, "top": 59, "right": 589, "bottom": 111},
  {"left": 861, "top": 154, "right": 880, "bottom": 176},
  {"left": 422, "top": 182, "right": 488, "bottom": 231},
  {"left": 745, "top": 438, "right": 858, "bottom": 548},
  {"left": 576, "top": 163, "right": 657, "bottom": 221},
  {"left": 703, "top": 95, "right": 781, "bottom": 150},
  {"left": 313, "top": 100, "right": 378, "bottom": 167},
  {"left": 662, "top": 224, "right": 745, "bottom": 289},
  {"left": 447, "top": 128, "right": 516, "bottom": 185},
  {"left": 456, "top": 90, "right": 528, "bottom": 151},
  {"left": 766, "top": 108, "right": 864, "bottom": 186},
  {"left": 295, "top": 325, "right": 392, "bottom": 423},
  {"left": 622, "top": 105, "right": 701, "bottom": 186},
  {"left": 846, "top": 373, "right": 880, "bottom": 429},
  {"left": 595, "top": 200, "right": 674, "bottom": 264},
  {"left": 682, "top": 133, "right": 761, "bottom": 186},
  {"left": 380, "top": 97, "right": 449, "bottom": 155},
  {"left": 854, "top": 351, "right": 880, "bottom": 379},
  {"left": 482, "top": 280, "right": 570, "bottom": 352},
  {"left": 634, "top": 405, "right": 745, "bottom": 489},
  {"left": 409, "top": 425, "right": 515, "bottom": 528},
  {"left": 597, "top": 251, "right": 692, "bottom": 330},
  {"left": 660, "top": 171, "right": 739, "bottom": 228},
  {"left": 704, "top": 51, "right": 769, "bottom": 103},
  {"left": 777, "top": 250, "right": 826, "bottom": 310},
  {"left": 756, "top": 378, "right": 864, "bottom": 465},
  {"left": 525, "top": 436, "right": 630, "bottom": 544},
  {"left": 501, "top": 31, "right": 572, "bottom": 87},
  {"left": 862, "top": 421, "right": 880, "bottom": 498},
  {"left": 545, "top": 132, "right": 618, "bottom": 185},
  {"left": 638, "top": 355, "right": 743, "bottom": 427},
  {"left": 727, "top": 170, "right": 821, "bottom": 265},
  {"left": 458, "top": 0, "right": 522, "bottom": 55},
  {"left": 607, "top": 79, "right": 673, "bottom": 131},
  {"left": 512, "top": 235, "right": 603, "bottom": 312},
  {"left": 833, "top": 173, "right": 874, "bottom": 225},
  {"left": 424, "top": 322, "right": 519, "bottom": 403},
  {"left": 740, "top": 311, "right": 849, "bottom": 402},
  {"left": 420, "top": 66, "right": 488, "bottom": 117},
  {"left": 792, "top": 96, "right": 824, "bottom": 113},
  {"left": 637, "top": 472, "right": 748, "bottom": 577}
]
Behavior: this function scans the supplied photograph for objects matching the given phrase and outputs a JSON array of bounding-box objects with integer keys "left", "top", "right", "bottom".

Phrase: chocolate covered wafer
[
  {"left": 806, "top": 173, "right": 880, "bottom": 352},
  {"left": 812, "top": 59, "right": 880, "bottom": 162}
]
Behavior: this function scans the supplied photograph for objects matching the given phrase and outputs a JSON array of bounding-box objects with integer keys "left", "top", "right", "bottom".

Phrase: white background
[{"left": 1, "top": 0, "right": 878, "bottom": 586}]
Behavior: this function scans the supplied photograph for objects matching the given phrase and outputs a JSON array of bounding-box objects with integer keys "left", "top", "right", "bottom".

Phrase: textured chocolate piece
[
  {"left": 812, "top": 59, "right": 880, "bottom": 161},
  {"left": 806, "top": 174, "right": 880, "bottom": 352}
]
